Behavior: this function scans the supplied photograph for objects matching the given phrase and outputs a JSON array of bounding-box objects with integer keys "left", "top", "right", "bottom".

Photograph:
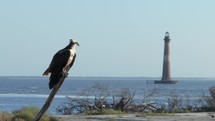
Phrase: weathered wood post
[{"left": 32, "top": 75, "right": 67, "bottom": 121}]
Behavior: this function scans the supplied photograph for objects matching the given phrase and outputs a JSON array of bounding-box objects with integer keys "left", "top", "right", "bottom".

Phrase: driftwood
[{"left": 33, "top": 75, "right": 67, "bottom": 121}]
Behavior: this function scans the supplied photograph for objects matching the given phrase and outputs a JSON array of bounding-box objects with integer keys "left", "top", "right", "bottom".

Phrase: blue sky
[{"left": 1, "top": 0, "right": 215, "bottom": 77}]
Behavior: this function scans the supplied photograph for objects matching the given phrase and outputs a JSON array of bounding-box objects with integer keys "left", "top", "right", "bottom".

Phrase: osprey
[{"left": 43, "top": 39, "right": 79, "bottom": 89}]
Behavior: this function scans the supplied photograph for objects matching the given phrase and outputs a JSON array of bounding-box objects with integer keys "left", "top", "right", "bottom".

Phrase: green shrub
[
  {"left": 86, "top": 109, "right": 123, "bottom": 115},
  {"left": 12, "top": 106, "right": 39, "bottom": 121},
  {"left": 12, "top": 106, "right": 58, "bottom": 121},
  {"left": 0, "top": 107, "right": 58, "bottom": 121},
  {"left": 0, "top": 112, "right": 14, "bottom": 121}
]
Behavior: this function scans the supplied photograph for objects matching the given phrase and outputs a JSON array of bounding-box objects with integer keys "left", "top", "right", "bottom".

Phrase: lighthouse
[{"left": 154, "top": 32, "right": 177, "bottom": 84}]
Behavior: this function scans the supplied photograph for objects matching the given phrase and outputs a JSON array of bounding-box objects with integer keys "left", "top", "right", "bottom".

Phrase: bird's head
[{"left": 70, "top": 39, "right": 79, "bottom": 46}]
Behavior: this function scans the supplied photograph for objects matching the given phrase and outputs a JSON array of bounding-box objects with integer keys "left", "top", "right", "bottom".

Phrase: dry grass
[
  {"left": 0, "top": 106, "right": 59, "bottom": 121},
  {"left": 0, "top": 112, "right": 14, "bottom": 121}
]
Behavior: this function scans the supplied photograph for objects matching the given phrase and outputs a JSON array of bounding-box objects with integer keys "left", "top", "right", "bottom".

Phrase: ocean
[{"left": 0, "top": 76, "right": 215, "bottom": 114}]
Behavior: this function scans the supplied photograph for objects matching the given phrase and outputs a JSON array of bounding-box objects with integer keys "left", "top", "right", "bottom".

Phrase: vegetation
[
  {"left": 0, "top": 106, "right": 58, "bottom": 121},
  {"left": 0, "top": 111, "right": 13, "bottom": 121},
  {"left": 2, "top": 83, "right": 215, "bottom": 120},
  {"left": 57, "top": 82, "right": 215, "bottom": 115},
  {"left": 85, "top": 109, "right": 124, "bottom": 115},
  {"left": 56, "top": 81, "right": 137, "bottom": 115}
]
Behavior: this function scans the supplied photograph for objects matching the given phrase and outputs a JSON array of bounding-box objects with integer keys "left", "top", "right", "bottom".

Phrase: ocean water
[{"left": 0, "top": 76, "right": 215, "bottom": 114}]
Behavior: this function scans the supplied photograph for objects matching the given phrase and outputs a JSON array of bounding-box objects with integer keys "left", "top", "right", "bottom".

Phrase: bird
[{"left": 43, "top": 39, "right": 79, "bottom": 89}]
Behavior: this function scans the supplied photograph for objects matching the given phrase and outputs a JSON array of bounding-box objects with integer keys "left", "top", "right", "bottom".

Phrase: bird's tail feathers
[
  {"left": 43, "top": 68, "right": 50, "bottom": 76},
  {"left": 49, "top": 68, "right": 62, "bottom": 89},
  {"left": 49, "top": 76, "right": 59, "bottom": 89}
]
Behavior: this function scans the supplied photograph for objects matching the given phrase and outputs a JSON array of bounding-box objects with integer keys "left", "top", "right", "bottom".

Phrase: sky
[{"left": 0, "top": 0, "right": 215, "bottom": 77}]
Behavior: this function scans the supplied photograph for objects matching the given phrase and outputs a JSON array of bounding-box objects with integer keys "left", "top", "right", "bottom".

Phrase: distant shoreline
[{"left": 0, "top": 76, "right": 215, "bottom": 80}]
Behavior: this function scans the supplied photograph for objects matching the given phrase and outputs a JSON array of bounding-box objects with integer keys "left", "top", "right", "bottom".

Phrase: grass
[
  {"left": 0, "top": 106, "right": 59, "bottom": 121},
  {"left": 86, "top": 109, "right": 124, "bottom": 115},
  {"left": 0, "top": 111, "right": 14, "bottom": 121}
]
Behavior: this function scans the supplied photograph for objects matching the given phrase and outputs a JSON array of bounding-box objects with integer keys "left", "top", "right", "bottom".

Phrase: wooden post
[{"left": 33, "top": 75, "right": 67, "bottom": 121}]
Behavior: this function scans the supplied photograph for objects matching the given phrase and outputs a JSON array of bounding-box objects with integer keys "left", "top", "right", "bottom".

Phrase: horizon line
[{"left": 0, "top": 76, "right": 215, "bottom": 79}]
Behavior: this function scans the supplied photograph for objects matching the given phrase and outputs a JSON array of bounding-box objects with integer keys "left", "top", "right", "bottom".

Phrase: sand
[{"left": 55, "top": 112, "right": 215, "bottom": 121}]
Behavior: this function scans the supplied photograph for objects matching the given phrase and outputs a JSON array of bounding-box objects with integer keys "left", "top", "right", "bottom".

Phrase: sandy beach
[{"left": 55, "top": 112, "right": 215, "bottom": 121}]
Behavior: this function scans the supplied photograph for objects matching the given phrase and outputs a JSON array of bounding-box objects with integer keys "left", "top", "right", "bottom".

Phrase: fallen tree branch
[{"left": 33, "top": 75, "right": 67, "bottom": 121}]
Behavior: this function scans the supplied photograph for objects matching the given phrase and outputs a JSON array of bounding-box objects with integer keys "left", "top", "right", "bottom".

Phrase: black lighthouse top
[{"left": 164, "top": 32, "right": 170, "bottom": 42}]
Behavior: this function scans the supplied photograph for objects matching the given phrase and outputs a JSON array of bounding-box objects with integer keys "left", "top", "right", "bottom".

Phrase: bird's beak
[{"left": 75, "top": 42, "right": 80, "bottom": 46}]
